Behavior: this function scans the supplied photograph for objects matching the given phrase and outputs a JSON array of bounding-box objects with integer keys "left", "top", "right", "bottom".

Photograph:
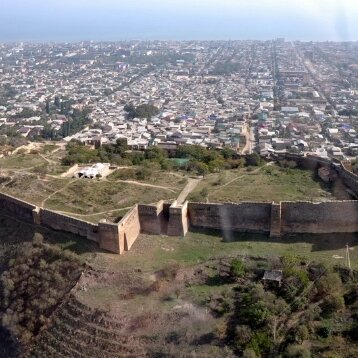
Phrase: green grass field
[
  {"left": 108, "top": 168, "right": 188, "bottom": 189},
  {"left": 44, "top": 180, "right": 177, "bottom": 216},
  {"left": 190, "top": 164, "right": 339, "bottom": 203},
  {"left": 0, "top": 153, "right": 47, "bottom": 169},
  {"left": 91, "top": 229, "right": 358, "bottom": 273}
]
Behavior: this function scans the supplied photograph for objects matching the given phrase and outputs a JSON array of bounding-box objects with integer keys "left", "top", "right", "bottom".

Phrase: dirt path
[
  {"left": 60, "top": 164, "right": 79, "bottom": 178},
  {"left": 38, "top": 153, "right": 57, "bottom": 165},
  {"left": 11, "top": 142, "right": 40, "bottom": 155},
  {"left": 176, "top": 178, "right": 202, "bottom": 205},
  {"left": 41, "top": 178, "right": 78, "bottom": 208},
  {"left": 241, "top": 125, "right": 254, "bottom": 154},
  {"left": 207, "top": 164, "right": 269, "bottom": 201},
  {"left": 112, "top": 179, "right": 177, "bottom": 193}
]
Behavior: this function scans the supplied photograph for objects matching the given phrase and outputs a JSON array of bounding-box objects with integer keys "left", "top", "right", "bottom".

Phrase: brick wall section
[
  {"left": 279, "top": 153, "right": 332, "bottom": 170},
  {"left": 188, "top": 202, "right": 272, "bottom": 233},
  {"left": 281, "top": 201, "right": 358, "bottom": 233},
  {"left": 270, "top": 202, "right": 282, "bottom": 237},
  {"left": 0, "top": 192, "right": 37, "bottom": 223},
  {"left": 167, "top": 201, "right": 189, "bottom": 236},
  {"left": 337, "top": 166, "right": 358, "bottom": 197},
  {"left": 118, "top": 205, "right": 141, "bottom": 251},
  {"left": 40, "top": 208, "right": 99, "bottom": 242},
  {"left": 2, "top": 152, "right": 358, "bottom": 254},
  {"left": 98, "top": 221, "right": 121, "bottom": 253},
  {"left": 138, "top": 201, "right": 164, "bottom": 234}
]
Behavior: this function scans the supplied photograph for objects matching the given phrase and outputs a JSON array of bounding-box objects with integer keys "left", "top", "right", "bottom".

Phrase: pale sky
[{"left": 0, "top": 0, "right": 357, "bottom": 42}]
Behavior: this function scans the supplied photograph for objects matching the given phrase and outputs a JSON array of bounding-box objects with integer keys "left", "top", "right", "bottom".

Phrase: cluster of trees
[
  {"left": 62, "top": 139, "right": 132, "bottom": 166},
  {"left": 42, "top": 108, "right": 91, "bottom": 140},
  {"left": 338, "top": 109, "right": 358, "bottom": 117},
  {"left": 0, "top": 84, "right": 17, "bottom": 106},
  {"left": 46, "top": 96, "right": 74, "bottom": 116},
  {"left": 211, "top": 61, "right": 242, "bottom": 75},
  {"left": 0, "top": 130, "right": 27, "bottom": 148},
  {"left": 61, "top": 140, "right": 264, "bottom": 178},
  {"left": 9, "top": 108, "right": 41, "bottom": 119},
  {"left": 123, "top": 103, "right": 160, "bottom": 119},
  {"left": 206, "top": 255, "right": 358, "bottom": 357},
  {"left": 0, "top": 234, "right": 83, "bottom": 345},
  {"left": 176, "top": 145, "right": 263, "bottom": 176}
]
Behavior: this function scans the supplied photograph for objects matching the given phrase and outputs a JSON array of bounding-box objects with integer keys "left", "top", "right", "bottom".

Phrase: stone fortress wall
[{"left": 1, "top": 154, "right": 358, "bottom": 254}]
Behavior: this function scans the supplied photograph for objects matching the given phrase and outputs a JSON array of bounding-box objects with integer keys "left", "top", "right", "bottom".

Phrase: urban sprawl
[{"left": 1, "top": 40, "right": 358, "bottom": 160}]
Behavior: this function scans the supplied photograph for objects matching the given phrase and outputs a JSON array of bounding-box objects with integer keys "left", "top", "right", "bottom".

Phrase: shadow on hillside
[
  {"left": 312, "top": 169, "right": 353, "bottom": 201},
  {"left": 189, "top": 227, "right": 358, "bottom": 253},
  {"left": 0, "top": 212, "right": 104, "bottom": 256}
]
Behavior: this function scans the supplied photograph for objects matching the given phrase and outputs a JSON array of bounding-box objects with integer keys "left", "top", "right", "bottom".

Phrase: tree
[
  {"left": 221, "top": 146, "right": 236, "bottom": 160},
  {"left": 217, "top": 96, "right": 225, "bottom": 105},
  {"left": 54, "top": 96, "right": 61, "bottom": 109},
  {"left": 124, "top": 103, "right": 159, "bottom": 119},
  {"left": 320, "top": 294, "right": 345, "bottom": 317},
  {"left": 315, "top": 272, "right": 342, "bottom": 298},
  {"left": 189, "top": 161, "right": 209, "bottom": 176},
  {"left": 45, "top": 100, "right": 50, "bottom": 115},
  {"left": 116, "top": 138, "right": 128, "bottom": 153},
  {"left": 245, "top": 153, "right": 262, "bottom": 166}
]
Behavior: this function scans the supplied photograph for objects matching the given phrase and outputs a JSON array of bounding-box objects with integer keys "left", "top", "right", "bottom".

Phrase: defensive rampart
[
  {"left": 0, "top": 192, "right": 37, "bottom": 223},
  {"left": 281, "top": 200, "right": 358, "bottom": 234},
  {"left": 188, "top": 202, "right": 272, "bottom": 233},
  {"left": 2, "top": 154, "right": 358, "bottom": 253},
  {"left": 40, "top": 209, "right": 99, "bottom": 242},
  {"left": 0, "top": 191, "right": 140, "bottom": 255}
]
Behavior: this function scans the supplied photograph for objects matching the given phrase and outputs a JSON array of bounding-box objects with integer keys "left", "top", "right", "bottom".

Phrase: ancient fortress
[{"left": 1, "top": 154, "right": 358, "bottom": 254}]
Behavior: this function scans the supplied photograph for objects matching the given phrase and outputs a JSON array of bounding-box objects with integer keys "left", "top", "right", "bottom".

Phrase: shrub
[
  {"left": 208, "top": 294, "right": 232, "bottom": 315},
  {"left": 213, "top": 172, "right": 227, "bottom": 186},
  {"left": 230, "top": 259, "right": 245, "bottom": 278},
  {"left": 316, "top": 325, "right": 331, "bottom": 338},
  {"left": 347, "top": 323, "right": 358, "bottom": 341},
  {"left": 295, "top": 325, "right": 309, "bottom": 344},
  {"left": 320, "top": 294, "right": 345, "bottom": 318},
  {"left": 243, "top": 301, "right": 271, "bottom": 327},
  {"left": 135, "top": 166, "right": 152, "bottom": 180},
  {"left": 200, "top": 187, "right": 209, "bottom": 198},
  {"left": 315, "top": 272, "right": 342, "bottom": 298},
  {"left": 0, "top": 237, "right": 83, "bottom": 344},
  {"left": 247, "top": 331, "right": 272, "bottom": 356},
  {"left": 235, "top": 325, "right": 252, "bottom": 347},
  {"left": 279, "top": 160, "right": 297, "bottom": 169},
  {"left": 158, "top": 263, "right": 179, "bottom": 281},
  {"left": 284, "top": 344, "right": 311, "bottom": 358},
  {"left": 243, "top": 348, "right": 258, "bottom": 358}
]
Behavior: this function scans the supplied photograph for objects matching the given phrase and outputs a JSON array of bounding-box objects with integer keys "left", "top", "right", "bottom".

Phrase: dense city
[{"left": 1, "top": 40, "right": 358, "bottom": 160}]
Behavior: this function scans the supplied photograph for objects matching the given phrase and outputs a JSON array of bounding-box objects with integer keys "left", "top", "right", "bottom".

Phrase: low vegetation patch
[{"left": 0, "top": 234, "right": 84, "bottom": 349}]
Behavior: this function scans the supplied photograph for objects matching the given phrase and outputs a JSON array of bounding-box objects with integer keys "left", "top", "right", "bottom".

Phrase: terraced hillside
[{"left": 29, "top": 296, "right": 147, "bottom": 358}]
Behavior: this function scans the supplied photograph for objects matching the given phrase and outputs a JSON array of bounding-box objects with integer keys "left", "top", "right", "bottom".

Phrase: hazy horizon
[{"left": 1, "top": 0, "right": 358, "bottom": 43}]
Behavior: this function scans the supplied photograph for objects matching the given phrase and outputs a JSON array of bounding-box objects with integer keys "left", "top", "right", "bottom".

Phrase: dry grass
[{"left": 191, "top": 164, "right": 337, "bottom": 203}]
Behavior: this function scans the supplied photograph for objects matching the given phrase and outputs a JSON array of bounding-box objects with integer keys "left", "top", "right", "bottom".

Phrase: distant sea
[{"left": 0, "top": 6, "right": 356, "bottom": 42}]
